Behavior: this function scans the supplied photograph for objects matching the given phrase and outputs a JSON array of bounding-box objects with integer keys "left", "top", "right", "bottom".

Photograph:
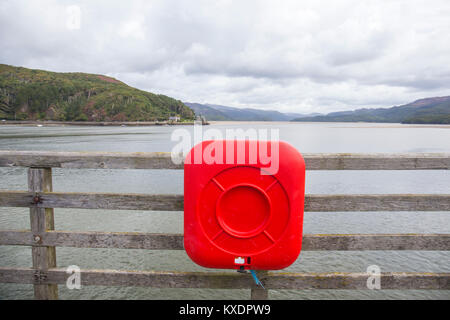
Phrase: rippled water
[{"left": 0, "top": 122, "right": 449, "bottom": 299}]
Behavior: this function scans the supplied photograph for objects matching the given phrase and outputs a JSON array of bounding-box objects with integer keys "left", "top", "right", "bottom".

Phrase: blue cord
[{"left": 250, "top": 270, "right": 265, "bottom": 289}]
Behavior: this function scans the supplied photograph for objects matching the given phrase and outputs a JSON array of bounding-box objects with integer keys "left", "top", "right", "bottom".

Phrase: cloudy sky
[{"left": 1, "top": 0, "right": 449, "bottom": 114}]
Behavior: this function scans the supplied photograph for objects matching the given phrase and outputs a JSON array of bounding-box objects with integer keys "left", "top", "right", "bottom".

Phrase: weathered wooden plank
[
  {"left": 1, "top": 231, "right": 448, "bottom": 251},
  {"left": 0, "top": 230, "right": 184, "bottom": 250},
  {"left": 0, "top": 150, "right": 182, "bottom": 169},
  {"left": 0, "top": 268, "right": 448, "bottom": 290},
  {"left": 0, "top": 151, "right": 449, "bottom": 170},
  {"left": 3, "top": 230, "right": 184, "bottom": 249},
  {"left": 263, "top": 272, "right": 450, "bottom": 290},
  {"left": 303, "top": 153, "right": 450, "bottom": 170},
  {"left": 1, "top": 191, "right": 449, "bottom": 212},
  {"left": 305, "top": 194, "right": 450, "bottom": 212},
  {"left": 28, "top": 168, "right": 58, "bottom": 300},
  {"left": 0, "top": 191, "right": 184, "bottom": 211},
  {"left": 301, "top": 234, "right": 450, "bottom": 251}
]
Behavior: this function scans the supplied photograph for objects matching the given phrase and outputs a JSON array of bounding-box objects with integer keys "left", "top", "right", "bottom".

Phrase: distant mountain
[
  {"left": 184, "top": 102, "right": 319, "bottom": 121},
  {"left": 292, "top": 96, "right": 450, "bottom": 124},
  {"left": 0, "top": 64, "right": 195, "bottom": 121}
]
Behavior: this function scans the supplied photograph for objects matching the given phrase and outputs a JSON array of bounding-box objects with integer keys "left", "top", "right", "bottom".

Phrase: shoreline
[
  {"left": 0, "top": 120, "right": 447, "bottom": 128},
  {"left": 0, "top": 120, "right": 198, "bottom": 127},
  {"left": 208, "top": 121, "right": 450, "bottom": 128}
]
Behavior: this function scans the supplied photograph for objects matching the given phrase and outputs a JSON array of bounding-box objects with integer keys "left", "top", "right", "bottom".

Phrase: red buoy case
[{"left": 184, "top": 140, "right": 305, "bottom": 270}]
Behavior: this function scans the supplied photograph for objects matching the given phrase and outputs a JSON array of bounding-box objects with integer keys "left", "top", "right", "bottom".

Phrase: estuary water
[{"left": 0, "top": 122, "right": 449, "bottom": 300}]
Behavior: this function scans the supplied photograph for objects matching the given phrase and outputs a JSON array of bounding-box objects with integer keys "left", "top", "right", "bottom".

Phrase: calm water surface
[{"left": 0, "top": 122, "right": 449, "bottom": 299}]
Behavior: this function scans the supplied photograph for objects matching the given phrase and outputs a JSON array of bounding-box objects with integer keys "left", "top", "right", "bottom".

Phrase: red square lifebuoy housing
[{"left": 184, "top": 140, "right": 305, "bottom": 270}]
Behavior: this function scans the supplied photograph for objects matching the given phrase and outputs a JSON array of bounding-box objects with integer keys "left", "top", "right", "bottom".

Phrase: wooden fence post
[{"left": 28, "top": 168, "right": 58, "bottom": 300}]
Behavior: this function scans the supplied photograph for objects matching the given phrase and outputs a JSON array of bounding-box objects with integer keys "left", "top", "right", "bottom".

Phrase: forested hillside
[{"left": 0, "top": 64, "right": 194, "bottom": 121}]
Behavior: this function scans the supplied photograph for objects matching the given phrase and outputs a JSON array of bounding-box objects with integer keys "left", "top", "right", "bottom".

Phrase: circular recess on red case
[
  {"left": 198, "top": 166, "right": 290, "bottom": 255},
  {"left": 216, "top": 184, "right": 271, "bottom": 239}
]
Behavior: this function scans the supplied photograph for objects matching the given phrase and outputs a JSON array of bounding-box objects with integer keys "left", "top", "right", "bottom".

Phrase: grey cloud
[{"left": 1, "top": 0, "right": 450, "bottom": 113}]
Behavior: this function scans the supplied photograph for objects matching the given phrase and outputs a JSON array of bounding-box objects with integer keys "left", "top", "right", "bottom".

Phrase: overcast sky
[{"left": 1, "top": 0, "right": 449, "bottom": 114}]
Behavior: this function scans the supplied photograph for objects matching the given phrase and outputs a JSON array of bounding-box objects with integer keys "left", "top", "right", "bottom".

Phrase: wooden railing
[{"left": 0, "top": 150, "right": 449, "bottom": 300}]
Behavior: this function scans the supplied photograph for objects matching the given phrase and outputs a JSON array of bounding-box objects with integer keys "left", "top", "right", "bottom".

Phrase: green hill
[
  {"left": 0, "top": 64, "right": 194, "bottom": 122},
  {"left": 293, "top": 96, "right": 450, "bottom": 124}
]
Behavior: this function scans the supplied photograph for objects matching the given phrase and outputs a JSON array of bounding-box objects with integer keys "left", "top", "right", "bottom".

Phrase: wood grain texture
[
  {"left": 1, "top": 151, "right": 449, "bottom": 170},
  {"left": 0, "top": 191, "right": 184, "bottom": 211},
  {"left": 0, "top": 268, "right": 448, "bottom": 290},
  {"left": 304, "top": 194, "right": 450, "bottom": 212},
  {"left": 301, "top": 233, "right": 450, "bottom": 251},
  {"left": 1, "top": 231, "right": 448, "bottom": 251},
  {"left": 1, "top": 191, "right": 449, "bottom": 212},
  {"left": 0, "top": 150, "right": 182, "bottom": 169},
  {"left": 0, "top": 230, "right": 184, "bottom": 250},
  {"left": 302, "top": 153, "right": 450, "bottom": 170},
  {"left": 28, "top": 168, "right": 58, "bottom": 300}
]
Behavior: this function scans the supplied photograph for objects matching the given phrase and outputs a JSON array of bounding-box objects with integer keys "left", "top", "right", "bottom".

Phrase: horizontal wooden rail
[
  {"left": 1, "top": 191, "right": 449, "bottom": 212},
  {"left": 0, "top": 151, "right": 449, "bottom": 170},
  {"left": 304, "top": 153, "right": 450, "bottom": 170},
  {"left": 0, "top": 191, "right": 184, "bottom": 211},
  {"left": 1, "top": 231, "right": 448, "bottom": 251},
  {"left": 0, "top": 150, "right": 182, "bottom": 169},
  {"left": 305, "top": 194, "right": 450, "bottom": 212},
  {"left": 0, "top": 267, "right": 448, "bottom": 290}
]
